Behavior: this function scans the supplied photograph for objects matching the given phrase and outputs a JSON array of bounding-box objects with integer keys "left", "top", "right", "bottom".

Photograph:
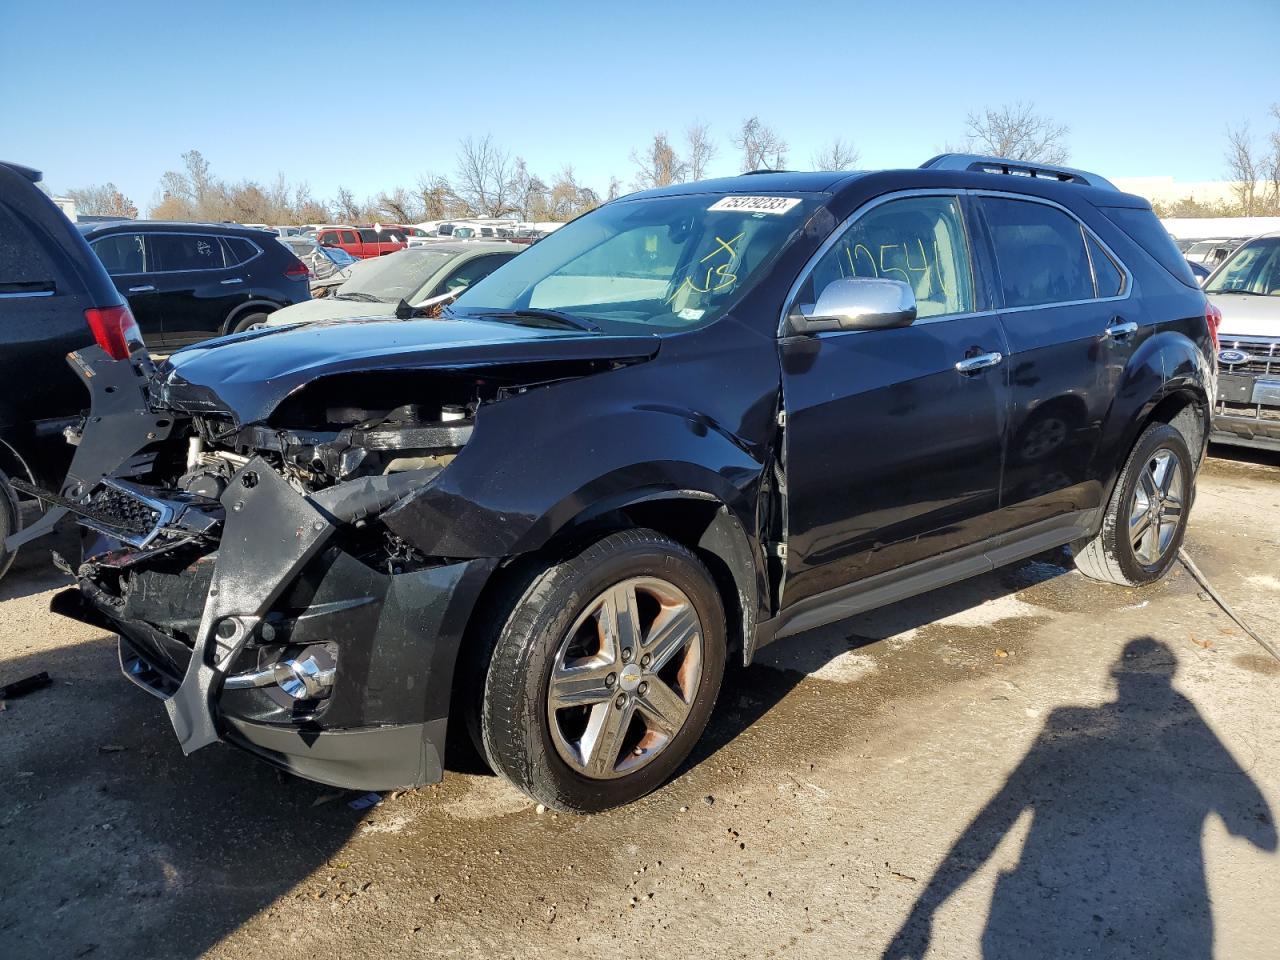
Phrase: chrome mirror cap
[{"left": 801, "top": 277, "right": 917, "bottom": 332}]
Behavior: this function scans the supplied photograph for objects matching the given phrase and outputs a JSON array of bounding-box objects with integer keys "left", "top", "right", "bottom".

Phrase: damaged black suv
[{"left": 13, "top": 155, "right": 1216, "bottom": 812}]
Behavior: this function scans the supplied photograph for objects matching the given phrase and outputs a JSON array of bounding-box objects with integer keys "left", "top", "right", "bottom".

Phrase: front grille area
[
  {"left": 1219, "top": 336, "right": 1280, "bottom": 377},
  {"left": 88, "top": 484, "right": 163, "bottom": 536}
]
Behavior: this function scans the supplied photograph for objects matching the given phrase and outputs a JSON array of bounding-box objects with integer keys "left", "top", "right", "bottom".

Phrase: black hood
[{"left": 152, "top": 316, "right": 660, "bottom": 424}]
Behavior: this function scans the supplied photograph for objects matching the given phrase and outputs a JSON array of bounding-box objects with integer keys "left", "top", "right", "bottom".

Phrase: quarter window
[
  {"left": 149, "top": 233, "right": 228, "bottom": 272},
  {"left": 982, "top": 198, "right": 1094, "bottom": 307},
  {"left": 798, "top": 195, "right": 974, "bottom": 319},
  {"left": 221, "top": 237, "right": 258, "bottom": 266},
  {"left": 1087, "top": 234, "right": 1124, "bottom": 297},
  {"left": 91, "top": 233, "right": 147, "bottom": 274}
]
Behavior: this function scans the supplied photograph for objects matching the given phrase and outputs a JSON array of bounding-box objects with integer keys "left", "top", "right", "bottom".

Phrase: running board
[{"left": 755, "top": 510, "right": 1096, "bottom": 650}]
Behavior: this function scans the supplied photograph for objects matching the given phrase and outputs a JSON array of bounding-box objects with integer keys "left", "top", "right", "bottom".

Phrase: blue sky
[{"left": 3, "top": 0, "right": 1277, "bottom": 211}]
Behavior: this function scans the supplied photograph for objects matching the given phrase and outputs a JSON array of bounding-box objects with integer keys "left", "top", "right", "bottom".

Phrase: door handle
[
  {"left": 1105, "top": 320, "right": 1138, "bottom": 339},
  {"left": 955, "top": 351, "right": 1003, "bottom": 374},
  {"left": 220, "top": 278, "right": 243, "bottom": 285},
  {"left": 127, "top": 284, "right": 155, "bottom": 293}
]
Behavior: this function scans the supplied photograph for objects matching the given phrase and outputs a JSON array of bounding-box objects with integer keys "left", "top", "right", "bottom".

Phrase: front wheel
[
  {"left": 478, "top": 529, "right": 727, "bottom": 813},
  {"left": 1075, "top": 422, "right": 1193, "bottom": 586}
]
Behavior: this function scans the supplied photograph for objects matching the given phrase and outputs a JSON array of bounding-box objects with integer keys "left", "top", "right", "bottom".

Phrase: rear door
[
  {"left": 90, "top": 231, "right": 165, "bottom": 346},
  {"left": 976, "top": 195, "right": 1138, "bottom": 537},
  {"left": 779, "top": 193, "right": 1009, "bottom": 609},
  {"left": 148, "top": 232, "right": 243, "bottom": 346}
]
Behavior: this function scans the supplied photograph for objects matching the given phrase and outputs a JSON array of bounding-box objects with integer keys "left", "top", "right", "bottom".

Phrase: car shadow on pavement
[
  {"left": 0, "top": 632, "right": 368, "bottom": 959},
  {"left": 880, "top": 636, "right": 1277, "bottom": 960},
  {"left": 690, "top": 548, "right": 1077, "bottom": 771}
]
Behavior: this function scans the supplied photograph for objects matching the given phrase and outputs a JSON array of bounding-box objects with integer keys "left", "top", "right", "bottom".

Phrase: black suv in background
[
  {"left": 0, "top": 160, "right": 148, "bottom": 579},
  {"left": 80, "top": 220, "right": 311, "bottom": 349},
  {"left": 17, "top": 155, "right": 1215, "bottom": 812}
]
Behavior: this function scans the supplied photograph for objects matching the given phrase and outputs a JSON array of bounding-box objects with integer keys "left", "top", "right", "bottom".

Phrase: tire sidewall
[
  {"left": 0, "top": 469, "right": 20, "bottom": 581},
  {"left": 1110, "top": 424, "right": 1193, "bottom": 584},
  {"left": 487, "top": 532, "right": 726, "bottom": 812},
  {"left": 230, "top": 311, "right": 270, "bottom": 335}
]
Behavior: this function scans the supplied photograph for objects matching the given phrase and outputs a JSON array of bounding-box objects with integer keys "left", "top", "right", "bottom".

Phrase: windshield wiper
[
  {"left": 1210, "top": 289, "right": 1263, "bottom": 296},
  {"left": 469, "top": 309, "right": 601, "bottom": 332},
  {"left": 334, "top": 292, "right": 387, "bottom": 303}
]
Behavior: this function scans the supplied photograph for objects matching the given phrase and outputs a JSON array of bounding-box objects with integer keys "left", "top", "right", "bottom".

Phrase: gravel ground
[{"left": 1, "top": 448, "right": 1277, "bottom": 960}]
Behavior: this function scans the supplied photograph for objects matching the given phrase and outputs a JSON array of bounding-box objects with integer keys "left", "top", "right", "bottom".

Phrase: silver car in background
[{"left": 1205, "top": 232, "right": 1280, "bottom": 451}]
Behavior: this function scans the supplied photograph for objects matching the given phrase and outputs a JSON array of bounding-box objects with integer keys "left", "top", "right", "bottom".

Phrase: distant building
[
  {"left": 1111, "top": 176, "right": 1246, "bottom": 208},
  {"left": 51, "top": 196, "right": 77, "bottom": 221}
]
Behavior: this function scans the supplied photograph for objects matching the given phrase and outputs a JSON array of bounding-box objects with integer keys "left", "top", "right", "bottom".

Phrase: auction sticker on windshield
[{"left": 708, "top": 196, "right": 802, "bottom": 215}]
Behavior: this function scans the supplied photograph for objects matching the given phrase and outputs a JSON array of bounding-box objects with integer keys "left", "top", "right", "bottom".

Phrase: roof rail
[
  {"left": 742, "top": 168, "right": 795, "bottom": 175},
  {"left": 920, "top": 153, "right": 1117, "bottom": 191}
]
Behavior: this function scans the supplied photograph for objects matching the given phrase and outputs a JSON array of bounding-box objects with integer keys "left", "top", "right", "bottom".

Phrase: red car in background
[{"left": 316, "top": 225, "right": 407, "bottom": 259}]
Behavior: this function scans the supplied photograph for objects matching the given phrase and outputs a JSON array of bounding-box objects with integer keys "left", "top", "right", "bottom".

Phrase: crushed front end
[{"left": 30, "top": 348, "right": 499, "bottom": 790}]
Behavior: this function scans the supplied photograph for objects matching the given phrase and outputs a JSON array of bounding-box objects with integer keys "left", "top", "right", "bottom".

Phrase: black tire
[
  {"left": 478, "top": 528, "right": 727, "bottom": 813},
  {"left": 0, "top": 469, "right": 21, "bottom": 583},
  {"left": 229, "top": 311, "right": 270, "bottom": 334},
  {"left": 1075, "top": 423, "right": 1193, "bottom": 586}
]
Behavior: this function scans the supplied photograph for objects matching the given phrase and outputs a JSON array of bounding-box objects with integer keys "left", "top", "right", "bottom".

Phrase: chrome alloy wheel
[
  {"left": 547, "top": 577, "right": 704, "bottom": 780},
  {"left": 1129, "top": 449, "right": 1185, "bottom": 566}
]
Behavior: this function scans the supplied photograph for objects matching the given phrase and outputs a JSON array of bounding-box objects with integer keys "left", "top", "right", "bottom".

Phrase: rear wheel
[
  {"left": 1075, "top": 423, "right": 1192, "bottom": 586},
  {"left": 478, "top": 528, "right": 726, "bottom": 813},
  {"left": 0, "top": 469, "right": 21, "bottom": 582},
  {"left": 229, "top": 311, "right": 270, "bottom": 334}
]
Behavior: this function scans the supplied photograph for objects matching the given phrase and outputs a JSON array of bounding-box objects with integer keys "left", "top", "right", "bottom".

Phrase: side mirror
[{"left": 800, "top": 277, "right": 917, "bottom": 332}]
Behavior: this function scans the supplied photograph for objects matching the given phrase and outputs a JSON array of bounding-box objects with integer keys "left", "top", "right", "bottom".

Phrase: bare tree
[
  {"left": 455, "top": 135, "right": 515, "bottom": 218},
  {"left": 65, "top": 183, "right": 137, "bottom": 218},
  {"left": 963, "top": 103, "right": 1069, "bottom": 164},
  {"left": 810, "top": 137, "right": 861, "bottom": 171},
  {"left": 508, "top": 157, "right": 549, "bottom": 221},
  {"left": 332, "top": 186, "right": 363, "bottom": 223},
  {"left": 631, "top": 133, "right": 687, "bottom": 189},
  {"left": 606, "top": 176, "right": 624, "bottom": 202},
  {"left": 543, "top": 166, "right": 598, "bottom": 221},
  {"left": 376, "top": 186, "right": 419, "bottom": 224},
  {"left": 685, "top": 121, "right": 717, "bottom": 180},
  {"left": 1225, "top": 106, "right": 1280, "bottom": 216},
  {"left": 415, "top": 174, "right": 459, "bottom": 221},
  {"left": 733, "top": 117, "right": 788, "bottom": 172}
]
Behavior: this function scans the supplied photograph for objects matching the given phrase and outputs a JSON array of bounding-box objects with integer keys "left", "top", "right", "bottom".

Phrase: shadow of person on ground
[{"left": 883, "top": 636, "right": 1276, "bottom": 960}]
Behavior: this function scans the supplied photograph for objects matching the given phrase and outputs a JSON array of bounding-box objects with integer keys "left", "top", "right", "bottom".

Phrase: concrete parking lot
[{"left": 1, "top": 448, "right": 1277, "bottom": 960}]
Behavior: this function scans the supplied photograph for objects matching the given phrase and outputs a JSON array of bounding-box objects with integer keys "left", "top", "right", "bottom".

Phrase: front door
[
  {"left": 89, "top": 232, "right": 166, "bottom": 348},
  {"left": 976, "top": 195, "right": 1139, "bottom": 535},
  {"left": 779, "top": 193, "right": 1008, "bottom": 609}
]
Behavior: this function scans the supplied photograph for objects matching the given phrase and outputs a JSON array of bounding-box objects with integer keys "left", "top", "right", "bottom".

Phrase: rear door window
[
  {"left": 91, "top": 233, "right": 147, "bottom": 275},
  {"left": 358, "top": 229, "right": 381, "bottom": 243},
  {"left": 981, "top": 198, "right": 1094, "bottom": 307},
  {"left": 341, "top": 230, "right": 358, "bottom": 245},
  {"left": 149, "top": 233, "right": 228, "bottom": 272}
]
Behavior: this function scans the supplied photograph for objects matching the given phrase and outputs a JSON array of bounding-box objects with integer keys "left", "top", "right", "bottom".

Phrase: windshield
[
  {"left": 1205, "top": 237, "right": 1280, "bottom": 295},
  {"left": 450, "top": 193, "right": 817, "bottom": 333},
  {"left": 335, "top": 249, "right": 454, "bottom": 302}
]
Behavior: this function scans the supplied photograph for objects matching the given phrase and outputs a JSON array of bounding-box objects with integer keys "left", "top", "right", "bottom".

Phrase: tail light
[
  {"left": 284, "top": 257, "right": 309, "bottom": 280},
  {"left": 1205, "top": 300, "right": 1222, "bottom": 353},
  {"left": 84, "top": 304, "right": 143, "bottom": 361}
]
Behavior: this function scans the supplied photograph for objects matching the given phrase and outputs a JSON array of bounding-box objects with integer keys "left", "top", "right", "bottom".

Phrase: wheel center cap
[{"left": 618, "top": 663, "right": 643, "bottom": 692}]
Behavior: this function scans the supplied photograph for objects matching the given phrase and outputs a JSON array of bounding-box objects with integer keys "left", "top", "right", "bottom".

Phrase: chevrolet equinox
[{"left": 10, "top": 154, "right": 1216, "bottom": 812}]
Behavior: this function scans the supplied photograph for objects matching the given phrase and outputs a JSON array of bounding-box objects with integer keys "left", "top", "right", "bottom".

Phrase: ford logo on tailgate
[{"left": 1218, "top": 349, "right": 1251, "bottom": 366}]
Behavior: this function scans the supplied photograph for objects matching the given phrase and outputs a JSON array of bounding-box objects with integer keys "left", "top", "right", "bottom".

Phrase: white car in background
[
  {"left": 262, "top": 241, "right": 521, "bottom": 327},
  {"left": 1205, "top": 232, "right": 1280, "bottom": 451}
]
